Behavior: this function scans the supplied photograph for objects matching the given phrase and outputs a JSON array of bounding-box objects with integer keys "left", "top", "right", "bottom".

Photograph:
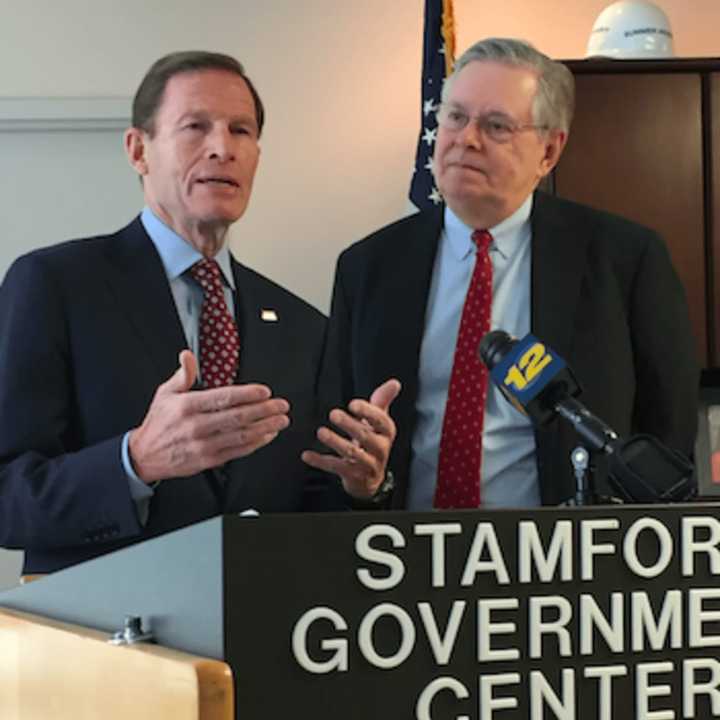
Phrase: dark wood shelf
[{"left": 555, "top": 57, "right": 720, "bottom": 367}]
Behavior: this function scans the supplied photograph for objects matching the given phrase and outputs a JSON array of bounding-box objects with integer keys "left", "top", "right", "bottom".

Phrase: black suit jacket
[
  {"left": 0, "top": 218, "right": 341, "bottom": 573},
  {"left": 318, "top": 191, "right": 699, "bottom": 507}
]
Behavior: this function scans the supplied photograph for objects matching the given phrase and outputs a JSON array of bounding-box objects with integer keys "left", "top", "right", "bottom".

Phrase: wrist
[
  {"left": 127, "top": 428, "right": 153, "bottom": 484},
  {"left": 353, "top": 470, "right": 395, "bottom": 508}
]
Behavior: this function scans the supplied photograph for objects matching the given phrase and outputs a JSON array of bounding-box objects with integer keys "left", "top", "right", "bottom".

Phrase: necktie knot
[
  {"left": 190, "top": 258, "right": 223, "bottom": 292},
  {"left": 472, "top": 229, "right": 493, "bottom": 255}
]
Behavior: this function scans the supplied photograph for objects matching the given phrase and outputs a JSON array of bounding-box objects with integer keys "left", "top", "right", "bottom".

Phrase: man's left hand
[{"left": 302, "top": 379, "right": 401, "bottom": 499}]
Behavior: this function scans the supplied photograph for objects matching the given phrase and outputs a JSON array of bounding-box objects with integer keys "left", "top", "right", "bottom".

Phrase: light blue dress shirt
[
  {"left": 122, "top": 207, "right": 238, "bottom": 519},
  {"left": 407, "top": 195, "right": 541, "bottom": 509}
]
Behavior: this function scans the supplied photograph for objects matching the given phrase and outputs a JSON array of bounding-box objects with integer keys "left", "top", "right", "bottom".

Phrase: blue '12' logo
[{"left": 489, "top": 334, "right": 566, "bottom": 411}]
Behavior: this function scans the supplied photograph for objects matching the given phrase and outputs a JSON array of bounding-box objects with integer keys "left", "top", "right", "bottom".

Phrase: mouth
[
  {"left": 449, "top": 159, "right": 483, "bottom": 171},
  {"left": 196, "top": 177, "right": 240, "bottom": 188}
]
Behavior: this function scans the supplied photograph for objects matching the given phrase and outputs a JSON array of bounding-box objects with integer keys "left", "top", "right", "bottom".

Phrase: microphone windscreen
[{"left": 478, "top": 330, "right": 516, "bottom": 370}]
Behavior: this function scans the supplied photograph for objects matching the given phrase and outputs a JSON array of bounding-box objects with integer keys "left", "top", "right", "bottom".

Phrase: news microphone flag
[{"left": 409, "top": 0, "right": 456, "bottom": 210}]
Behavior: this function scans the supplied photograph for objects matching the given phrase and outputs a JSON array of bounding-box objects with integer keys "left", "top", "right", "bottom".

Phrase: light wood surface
[
  {"left": 18, "top": 575, "right": 44, "bottom": 585},
  {"left": 0, "top": 608, "right": 234, "bottom": 720}
]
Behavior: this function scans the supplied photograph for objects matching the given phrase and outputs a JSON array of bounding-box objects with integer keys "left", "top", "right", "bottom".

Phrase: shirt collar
[
  {"left": 140, "top": 207, "right": 236, "bottom": 290},
  {"left": 443, "top": 193, "right": 534, "bottom": 262}
]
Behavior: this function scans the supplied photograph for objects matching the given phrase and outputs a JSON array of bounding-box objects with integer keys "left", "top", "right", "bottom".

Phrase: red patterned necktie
[
  {"left": 190, "top": 258, "right": 240, "bottom": 388},
  {"left": 434, "top": 229, "right": 493, "bottom": 509}
]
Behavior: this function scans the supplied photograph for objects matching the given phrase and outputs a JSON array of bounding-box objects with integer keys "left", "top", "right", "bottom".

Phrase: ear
[
  {"left": 124, "top": 127, "right": 149, "bottom": 176},
  {"left": 538, "top": 129, "right": 568, "bottom": 178}
]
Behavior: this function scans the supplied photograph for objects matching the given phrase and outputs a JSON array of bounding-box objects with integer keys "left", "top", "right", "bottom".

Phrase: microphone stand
[
  {"left": 570, "top": 445, "right": 597, "bottom": 506},
  {"left": 556, "top": 399, "right": 619, "bottom": 506}
]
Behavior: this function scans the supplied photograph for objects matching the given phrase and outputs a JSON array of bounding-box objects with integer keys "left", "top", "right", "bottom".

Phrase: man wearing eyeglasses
[{"left": 313, "top": 37, "right": 698, "bottom": 509}]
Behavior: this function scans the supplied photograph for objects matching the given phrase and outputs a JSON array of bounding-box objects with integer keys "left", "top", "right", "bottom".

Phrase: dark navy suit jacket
[{"left": 0, "top": 218, "right": 341, "bottom": 573}]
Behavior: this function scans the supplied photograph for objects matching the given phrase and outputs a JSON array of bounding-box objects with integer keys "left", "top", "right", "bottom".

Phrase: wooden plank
[{"left": 0, "top": 608, "right": 234, "bottom": 720}]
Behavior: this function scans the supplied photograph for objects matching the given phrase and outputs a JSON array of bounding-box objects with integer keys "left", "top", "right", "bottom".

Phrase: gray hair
[{"left": 442, "top": 38, "right": 575, "bottom": 134}]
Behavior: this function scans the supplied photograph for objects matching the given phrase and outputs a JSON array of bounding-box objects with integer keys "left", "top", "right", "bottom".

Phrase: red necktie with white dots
[
  {"left": 434, "top": 229, "right": 493, "bottom": 509},
  {"left": 190, "top": 258, "right": 240, "bottom": 388}
]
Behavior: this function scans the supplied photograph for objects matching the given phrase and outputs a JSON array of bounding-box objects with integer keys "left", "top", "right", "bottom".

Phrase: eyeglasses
[{"left": 436, "top": 104, "right": 548, "bottom": 143}]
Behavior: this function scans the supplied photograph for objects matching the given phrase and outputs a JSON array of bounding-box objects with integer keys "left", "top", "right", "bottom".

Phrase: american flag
[{"left": 409, "top": 0, "right": 456, "bottom": 210}]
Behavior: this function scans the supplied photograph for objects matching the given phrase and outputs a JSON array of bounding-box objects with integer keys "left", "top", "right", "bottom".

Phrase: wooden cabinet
[{"left": 554, "top": 58, "right": 720, "bottom": 367}]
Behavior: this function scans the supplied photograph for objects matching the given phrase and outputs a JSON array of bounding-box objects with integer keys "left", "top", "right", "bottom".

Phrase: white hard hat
[{"left": 586, "top": 1, "right": 674, "bottom": 59}]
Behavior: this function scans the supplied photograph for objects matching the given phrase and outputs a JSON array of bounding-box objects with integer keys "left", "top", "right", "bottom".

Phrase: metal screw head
[
  {"left": 124, "top": 615, "right": 143, "bottom": 637},
  {"left": 108, "top": 615, "right": 154, "bottom": 646}
]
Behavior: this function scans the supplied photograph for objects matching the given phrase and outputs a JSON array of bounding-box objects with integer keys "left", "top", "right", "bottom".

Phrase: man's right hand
[{"left": 128, "top": 350, "right": 290, "bottom": 483}]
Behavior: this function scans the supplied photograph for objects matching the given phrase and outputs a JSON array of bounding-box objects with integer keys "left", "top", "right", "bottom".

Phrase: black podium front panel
[{"left": 223, "top": 506, "right": 720, "bottom": 720}]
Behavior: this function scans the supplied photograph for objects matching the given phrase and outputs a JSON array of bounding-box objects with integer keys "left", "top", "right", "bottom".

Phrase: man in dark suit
[
  {"left": 318, "top": 38, "right": 698, "bottom": 509},
  {"left": 0, "top": 51, "right": 398, "bottom": 574}
]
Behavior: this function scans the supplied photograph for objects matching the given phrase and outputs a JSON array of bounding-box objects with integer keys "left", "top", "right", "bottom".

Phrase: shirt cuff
[{"left": 122, "top": 431, "right": 155, "bottom": 526}]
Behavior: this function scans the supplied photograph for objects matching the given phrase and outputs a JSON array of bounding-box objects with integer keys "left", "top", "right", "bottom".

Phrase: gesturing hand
[
  {"left": 129, "top": 350, "right": 290, "bottom": 483},
  {"left": 302, "top": 379, "right": 401, "bottom": 499}
]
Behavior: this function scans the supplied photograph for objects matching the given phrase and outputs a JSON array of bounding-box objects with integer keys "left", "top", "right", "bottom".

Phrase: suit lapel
[
  {"left": 230, "top": 260, "right": 284, "bottom": 382},
  {"left": 530, "top": 192, "right": 588, "bottom": 357},
  {"left": 103, "top": 218, "right": 188, "bottom": 383},
  {"left": 382, "top": 208, "right": 444, "bottom": 488},
  {"left": 379, "top": 211, "right": 442, "bottom": 407}
]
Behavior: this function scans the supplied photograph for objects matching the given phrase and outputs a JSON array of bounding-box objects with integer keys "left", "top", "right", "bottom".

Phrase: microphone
[
  {"left": 478, "top": 330, "right": 617, "bottom": 452},
  {"left": 478, "top": 330, "right": 695, "bottom": 503}
]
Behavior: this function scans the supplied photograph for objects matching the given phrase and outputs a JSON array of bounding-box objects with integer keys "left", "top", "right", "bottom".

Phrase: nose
[
  {"left": 456, "top": 118, "right": 485, "bottom": 150},
  {"left": 207, "top": 124, "right": 236, "bottom": 162}
]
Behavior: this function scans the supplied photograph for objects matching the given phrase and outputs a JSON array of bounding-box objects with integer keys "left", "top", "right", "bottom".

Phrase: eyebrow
[
  {"left": 176, "top": 110, "right": 257, "bottom": 126},
  {"left": 176, "top": 111, "right": 209, "bottom": 124},
  {"left": 445, "top": 102, "right": 512, "bottom": 118}
]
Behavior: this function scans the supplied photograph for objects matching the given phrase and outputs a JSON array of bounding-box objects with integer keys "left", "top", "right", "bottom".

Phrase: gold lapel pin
[{"left": 261, "top": 309, "right": 278, "bottom": 322}]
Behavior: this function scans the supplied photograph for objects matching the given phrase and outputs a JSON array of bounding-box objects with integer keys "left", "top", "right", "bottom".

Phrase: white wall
[
  {"left": 459, "top": 0, "right": 720, "bottom": 58},
  {"left": 0, "top": 0, "right": 424, "bottom": 312}
]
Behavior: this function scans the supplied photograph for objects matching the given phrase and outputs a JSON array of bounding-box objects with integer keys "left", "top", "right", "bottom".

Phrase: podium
[{"left": 1, "top": 506, "right": 720, "bottom": 719}]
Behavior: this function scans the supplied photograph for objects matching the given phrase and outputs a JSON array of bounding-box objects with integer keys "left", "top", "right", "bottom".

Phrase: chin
[
  {"left": 197, "top": 203, "right": 247, "bottom": 226},
  {"left": 445, "top": 188, "right": 496, "bottom": 208}
]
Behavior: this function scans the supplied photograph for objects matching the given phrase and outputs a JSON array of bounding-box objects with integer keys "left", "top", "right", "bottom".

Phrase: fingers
[
  {"left": 302, "top": 377, "right": 399, "bottom": 498},
  {"left": 315, "top": 424, "right": 372, "bottom": 463},
  {"left": 158, "top": 353, "right": 273, "bottom": 413},
  {"left": 327, "top": 409, "right": 386, "bottom": 459},
  {"left": 130, "top": 365, "right": 291, "bottom": 481},
  {"left": 301, "top": 449, "right": 379, "bottom": 496},
  {"left": 189, "top": 398, "right": 290, "bottom": 441},
  {"left": 306, "top": 424, "right": 384, "bottom": 498},
  {"left": 178, "top": 350, "right": 198, "bottom": 388},
  {"left": 186, "top": 383, "right": 273, "bottom": 413},
  {"left": 161, "top": 350, "right": 199, "bottom": 395},
  {"left": 302, "top": 449, "right": 355, "bottom": 476},
  {"left": 342, "top": 377, "right": 401, "bottom": 442},
  {"left": 147, "top": 424, "right": 283, "bottom": 481},
  {"left": 368, "top": 378, "right": 402, "bottom": 412},
  {"left": 194, "top": 414, "right": 289, "bottom": 461},
  {"left": 214, "top": 432, "right": 280, "bottom": 463}
]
